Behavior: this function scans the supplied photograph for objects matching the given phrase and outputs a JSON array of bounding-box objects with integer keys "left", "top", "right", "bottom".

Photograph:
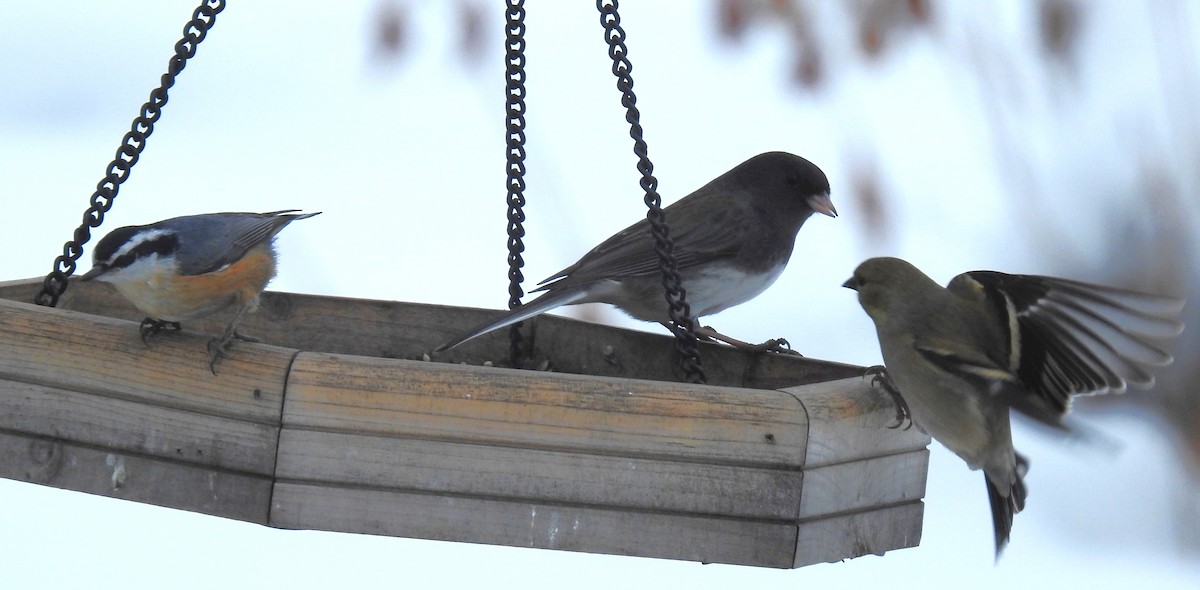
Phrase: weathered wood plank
[
  {"left": 0, "top": 277, "right": 864, "bottom": 389},
  {"left": 0, "top": 294, "right": 290, "bottom": 522},
  {"left": 436, "top": 308, "right": 864, "bottom": 390},
  {"left": 785, "top": 377, "right": 932, "bottom": 467},
  {"left": 275, "top": 428, "right": 804, "bottom": 520},
  {"left": 0, "top": 378, "right": 278, "bottom": 475},
  {"left": 283, "top": 352, "right": 810, "bottom": 466},
  {"left": 276, "top": 430, "right": 929, "bottom": 523},
  {"left": 0, "top": 278, "right": 40, "bottom": 303},
  {"left": 0, "top": 430, "right": 272, "bottom": 523},
  {"left": 793, "top": 502, "right": 925, "bottom": 567},
  {"left": 269, "top": 482, "right": 800, "bottom": 568},
  {"left": 0, "top": 297, "right": 293, "bottom": 422},
  {"left": 798, "top": 449, "right": 929, "bottom": 519}
]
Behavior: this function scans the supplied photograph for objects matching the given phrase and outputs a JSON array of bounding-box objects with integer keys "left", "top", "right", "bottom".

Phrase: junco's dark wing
[
  {"left": 536, "top": 190, "right": 748, "bottom": 291},
  {"left": 177, "top": 211, "right": 320, "bottom": 276},
  {"left": 950, "top": 271, "right": 1184, "bottom": 419},
  {"left": 433, "top": 197, "right": 746, "bottom": 353}
]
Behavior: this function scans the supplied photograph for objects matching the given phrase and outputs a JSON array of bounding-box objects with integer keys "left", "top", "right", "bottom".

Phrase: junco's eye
[{"left": 785, "top": 174, "right": 799, "bottom": 185}]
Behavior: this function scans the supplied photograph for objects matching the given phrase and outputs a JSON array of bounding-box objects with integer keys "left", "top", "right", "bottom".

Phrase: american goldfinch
[{"left": 843, "top": 256, "right": 1184, "bottom": 556}]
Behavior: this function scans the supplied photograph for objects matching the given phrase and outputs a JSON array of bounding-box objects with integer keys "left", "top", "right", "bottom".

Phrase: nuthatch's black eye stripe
[
  {"left": 97, "top": 228, "right": 180, "bottom": 271},
  {"left": 92, "top": 226, "right": 139, "bottom": 265}
]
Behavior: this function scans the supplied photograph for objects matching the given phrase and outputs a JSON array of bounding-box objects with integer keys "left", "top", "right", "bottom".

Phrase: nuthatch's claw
[
  {"left": 138, "top": 318, "right": 181, "bottom": 346},
  {"left": 233, "top": 331, "right": 261, "bottom": 344},
  {"left": 207, "top": 336, "right": 232, "bottom": 375},
  {"left": 206, "top": 329, "right": 260, "bottom": 375}
]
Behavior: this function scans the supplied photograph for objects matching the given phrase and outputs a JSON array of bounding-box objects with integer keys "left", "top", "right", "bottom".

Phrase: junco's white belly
[{"left": 685, "top": 261, "right": 788, "bottom": 317}]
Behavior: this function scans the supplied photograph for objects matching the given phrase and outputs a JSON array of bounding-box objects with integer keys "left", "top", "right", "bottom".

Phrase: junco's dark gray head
[{"left": 726, "top": 151, "right": 836, "bottom": 219}]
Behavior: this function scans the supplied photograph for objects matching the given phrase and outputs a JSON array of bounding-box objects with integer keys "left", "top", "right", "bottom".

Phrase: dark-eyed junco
[
  {"left": 436, "top": 151, "right": 835, "bottom": 352},
  {"left": 844, "top": 256, "right": 1185, "bottom": 557},
  {"left": 81, "top": 210, "right": 321, "bottom": 372}
]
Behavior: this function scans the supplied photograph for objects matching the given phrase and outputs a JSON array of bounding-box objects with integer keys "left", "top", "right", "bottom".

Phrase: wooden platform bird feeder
[{"left": 0, "top": 277, "right": 929, "bottom": 568}]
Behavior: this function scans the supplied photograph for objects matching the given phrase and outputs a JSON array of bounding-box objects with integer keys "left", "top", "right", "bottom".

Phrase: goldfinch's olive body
[{"left": 845, "top": 256, "right": 1183, "bottom": 556}]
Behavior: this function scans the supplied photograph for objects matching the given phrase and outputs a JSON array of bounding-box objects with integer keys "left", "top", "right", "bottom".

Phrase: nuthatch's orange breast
[{"left": 112, "top": 245, "right": 278, "bottom": 321}]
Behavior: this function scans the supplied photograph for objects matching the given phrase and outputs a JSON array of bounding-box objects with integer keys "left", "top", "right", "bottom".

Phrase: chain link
[
  {"left": 596, "top": 0, "right": 705, "bottom": 384},
  {"left": 504, "top": 0, "right": 529, "bottom": 365},
  {"left": 34, "top": 0, "right": 226, "bottom": 308}
]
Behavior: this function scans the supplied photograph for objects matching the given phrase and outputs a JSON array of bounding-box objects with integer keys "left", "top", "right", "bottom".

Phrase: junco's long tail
[{"left": 434, "top": 288, "right": 590, "bottom": 352}]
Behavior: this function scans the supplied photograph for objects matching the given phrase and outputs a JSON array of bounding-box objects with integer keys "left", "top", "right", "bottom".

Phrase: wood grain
[
  {"left": 0, "top": 296, "right": 289, "bottom": 523},
  {"left": 798, "top": 449, "right": 928, "bottom": 519},
  {"left": 785, "top": 377, "right": 931, "bottom": 467},
  {"left": 268, "top": 481, "right": 801, "bottom": 567},
  {"left": 275, "top": 428, "right": 804, "bottom": 520},
  {"left": 0, "top": 430, "right": 272, "bottom": 523},
  {"left": 0, "top": 277, "right": 864, "bottom": 389},
  {"left": 283, "top": 352, "right": 810, "bottom": 466},
  {"left": 0, "top": 296, "right": 292, "bottom": 421},
  {"left": 0, "top": 378, "right": 278, "bottom": 475},
  {"left": 793, "top": 502, "right": 925, "bottom": 567}
]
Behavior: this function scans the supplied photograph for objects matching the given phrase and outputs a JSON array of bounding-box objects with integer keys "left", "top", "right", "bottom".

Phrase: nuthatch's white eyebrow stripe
[{"left": 112, "top": 228, "right": 173, "bottom": 261}]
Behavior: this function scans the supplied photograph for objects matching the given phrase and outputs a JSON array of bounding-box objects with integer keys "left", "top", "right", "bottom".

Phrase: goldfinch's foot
[{"left": 865, "top": 365, "right": 912, "bottom": 430}]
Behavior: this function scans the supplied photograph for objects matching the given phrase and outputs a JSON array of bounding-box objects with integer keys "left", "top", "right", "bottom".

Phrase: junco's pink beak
[{"left": 806, "top": 192, "right": 837, "bottom": 218}]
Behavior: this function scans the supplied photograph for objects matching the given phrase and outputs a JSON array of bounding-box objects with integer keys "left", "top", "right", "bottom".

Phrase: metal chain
[
  {"left": 596, "top": 0, "right": 705, "bottom": 384},
  {"left": 504, "top": 0, "right": 529, "bottom": 365},
  {"left": 34, "top": 0, "right": 227, "bottom": 308}
]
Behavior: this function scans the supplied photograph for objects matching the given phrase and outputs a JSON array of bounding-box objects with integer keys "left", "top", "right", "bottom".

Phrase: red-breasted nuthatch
[{"left": 80, "top": 210, "right": 320, "bottom": 372}]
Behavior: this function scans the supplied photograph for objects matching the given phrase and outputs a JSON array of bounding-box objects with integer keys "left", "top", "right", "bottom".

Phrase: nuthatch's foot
[
  {"left": 206, "top": 330, "right": 260, "bottom": 374},
  {"left": 865, "top": 365, "right": 912, "bottom": 430},
  {"left": 207, "top": 337, "right": 231, "bottom": 374},
  {"left": 139, "top": 318, "right": 181, "bottom": 345},
  {"left": 234, "top": 331, "right": 261, "bottom": 344},
  {"left": 693, "top": 325, "right": 804, "bottom": 356}
]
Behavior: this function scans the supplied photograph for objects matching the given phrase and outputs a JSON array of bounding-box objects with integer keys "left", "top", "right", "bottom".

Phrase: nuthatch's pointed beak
[
  {"left": 79, "top": 266, "right": 107, "bottom": 281},
  {"left": 807, "top": 192, "right": 837, "bottom": 218}
]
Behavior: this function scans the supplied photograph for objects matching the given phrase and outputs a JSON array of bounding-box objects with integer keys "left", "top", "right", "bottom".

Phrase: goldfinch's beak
[
  {"left": 842, "top": 277, "right": 859, "bottom": 291},
  {"left": 806, "top": 192, "right": 837, "bottom": 218}
]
